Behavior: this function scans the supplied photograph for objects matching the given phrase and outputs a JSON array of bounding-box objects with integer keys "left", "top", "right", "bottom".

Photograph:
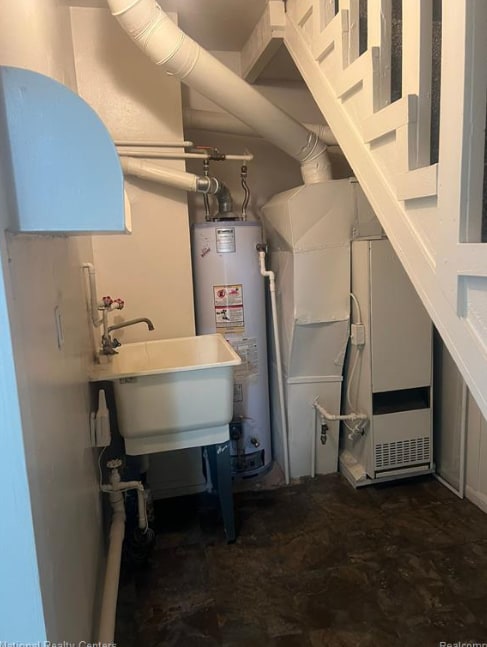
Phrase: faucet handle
[
  {"left": 100, "top": 295, "right": 113, "bottom": 308},
  {"left": 112, "top": 298, "right": 125, "bottom": 310},
  {"left": 112, "top": 338, "right": 122, "bottom": 349}
]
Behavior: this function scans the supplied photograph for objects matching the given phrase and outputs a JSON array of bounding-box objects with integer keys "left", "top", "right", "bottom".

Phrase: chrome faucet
[
  {"left": 108, "top": 317, "right": 155, "bottom": 334},
  {"left": 98, "top": 295, "right": 155, "bottom": 355},
  {"left": 101, "top": 318, "right": 155, "bottom": 355}
]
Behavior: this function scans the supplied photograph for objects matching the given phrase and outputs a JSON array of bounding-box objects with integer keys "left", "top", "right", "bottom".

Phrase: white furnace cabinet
[{"left": 340, "top": 238, "right": 434, "bottom": 486}]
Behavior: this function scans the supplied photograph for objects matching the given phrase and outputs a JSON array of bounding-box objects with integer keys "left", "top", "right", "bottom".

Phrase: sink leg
[{"left": 207, "top": 440, "right": 236, "bottom": 543}]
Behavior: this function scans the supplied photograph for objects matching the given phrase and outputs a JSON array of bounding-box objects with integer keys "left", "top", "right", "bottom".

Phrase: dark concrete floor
[{"left": 116, "top": 474, "right": 487, "bottom": 646}]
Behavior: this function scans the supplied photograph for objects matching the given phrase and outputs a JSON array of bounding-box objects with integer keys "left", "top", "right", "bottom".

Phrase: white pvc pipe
[
  {"left": 120, "top": 150, "right": 217, "bottom": 160},
  {"left": 313, "top": 399, "right": 368, "bottom": 423},
  {"left": 120, "top": 157, "right": 219, "bottom": 194},
  {"left": 120, "top": 157, "right": 200, "bottom": 191},
  {"left": 106, "top": 0, "right": 331, "bottom": 183},
  {"left": 223, "top": 154, "right": 255, "bottom": 161},
  {"left": 98, "top": 490, "right": 125, "bottom": 644},
  {"left": 99, "top": 468, "right": 149, "bottom": 642},
  {"left": 311, "top": 400, "right": 368, "bottom": 477},
  {"left": 183, "top": 108, "right": 339, "bottom": 147},
  {"left": 82, "top": 263, "right": 102, "bottom": 327},
  {"left": 258, "top": 250, "right": 290, "bottom": 485},
  {"left": 116, "top": 140, "right": 193, "bottom": 147},
  {"left": 117, "top": 148, "right": 253, "bottom": 161},
  {"left": 101, "top": 480, "right": 148, "bottom": 530}
]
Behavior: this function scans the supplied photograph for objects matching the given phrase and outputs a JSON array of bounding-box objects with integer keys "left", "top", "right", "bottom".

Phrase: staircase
[{"left": 268, "top": 0, "right": 487, "bottom": 419}]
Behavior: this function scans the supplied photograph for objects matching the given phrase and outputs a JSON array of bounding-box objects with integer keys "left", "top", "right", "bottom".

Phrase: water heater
[{"left": 191, "top": 221, "right": 272, "bottom": 477}]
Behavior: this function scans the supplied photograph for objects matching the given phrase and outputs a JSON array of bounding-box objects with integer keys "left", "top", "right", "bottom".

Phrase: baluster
[
  {"left": 321, "top": 0, "right": 337, "bottom": 29},
  {"left": 367, "top": 0, "right": 392, "bottom": 110},
  {"left": 340, "top": 0, "right": 360, "bottom": 64},
  {"left": 401, "top": 0, "right": 433, "bottom": 170}
]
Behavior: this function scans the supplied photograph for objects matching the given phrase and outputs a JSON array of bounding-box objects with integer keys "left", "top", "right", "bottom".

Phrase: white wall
[
  {"left": 0, "top": 0, "right": 77, "bottom": 91},
  {"left": 70, "top": 6, "right": 199, "bottom": 498},
  {"left": 71, "top": 7, "right": 195, "bottom": 345},
  {"left": 435, "top": 337, "right": 487, "bottom": 512},
  {"left": 433, "top": 331, "right": 464, "bottom": 490},
  {"left": 465, "top": 390, "right": 487, "bottom": 512},
  {"left": 0, "top": 1, "right": 103, "bottom": 640}
]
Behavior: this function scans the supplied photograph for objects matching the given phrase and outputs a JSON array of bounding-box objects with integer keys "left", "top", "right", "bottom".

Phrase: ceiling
[
  {"left": 164, "top": 0, "right": 268, "bottom": 51},
  {"left": 68, "top": 0, "right": 302, "bottom": 81},
  {"left": 69, "top": 0, "right": 269, "bottom": 51}
]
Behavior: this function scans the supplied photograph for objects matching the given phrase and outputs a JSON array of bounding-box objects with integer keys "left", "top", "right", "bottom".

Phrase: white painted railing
[{"left": 281, "top": 0, "right": 487, "bottom": 420}]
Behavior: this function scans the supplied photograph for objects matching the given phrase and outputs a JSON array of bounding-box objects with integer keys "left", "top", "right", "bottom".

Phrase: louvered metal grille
[{"left": 375, "top": 437, "right": 431, "bottom": 470}]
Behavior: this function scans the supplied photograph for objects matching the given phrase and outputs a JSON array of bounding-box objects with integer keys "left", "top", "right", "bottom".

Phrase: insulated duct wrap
[
  {"left": 107, "top": 0, "right": 332, "bottom": 183},
  {"left": 183, "top": 109, "right": 339, "bottom": 147},
  {"left": 120, "top": 157, "right": 220, "bottom": 194}
]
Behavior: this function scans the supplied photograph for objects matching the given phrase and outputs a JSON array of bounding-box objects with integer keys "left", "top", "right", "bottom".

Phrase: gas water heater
[{"left": 192, "top": 221, "right": 272, "bottom": 477}]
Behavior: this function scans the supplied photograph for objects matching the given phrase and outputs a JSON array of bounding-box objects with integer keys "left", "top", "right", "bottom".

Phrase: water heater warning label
[{"left": 214, "top": 284, "right": 244, "bottom": 331}]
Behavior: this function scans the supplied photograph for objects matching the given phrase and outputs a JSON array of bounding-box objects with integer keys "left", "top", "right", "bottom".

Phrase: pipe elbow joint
[
  {"left": 215, "top": 182, "right": 233, "bottom": 215},
  {"left": 196, "top": 176, "right": 220, "bottom": 194},
  {"left": 299, "top": 132, "right": 332, "bottom": 183}
]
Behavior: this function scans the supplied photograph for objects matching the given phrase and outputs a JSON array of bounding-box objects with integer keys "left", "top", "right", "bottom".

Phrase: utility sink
[{"left": 89, "top": 334, "right": 241, "bottom": 455}]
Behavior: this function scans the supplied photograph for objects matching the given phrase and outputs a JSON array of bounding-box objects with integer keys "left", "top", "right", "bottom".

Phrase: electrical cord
[
  {"left": 346, "top": 345, "right": 362, "bottom": 413},
  {"left": 350, "top": 292, "right": 362, "bottom": 324},
  {"left": 345, "top": 292, "right": 365, "bottom": 438},
  {"left": 98, "top": 445, "right": 107, "bottom": 488}
]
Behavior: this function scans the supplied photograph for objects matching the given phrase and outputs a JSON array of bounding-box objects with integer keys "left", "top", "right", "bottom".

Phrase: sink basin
[{"left": 89, "top": 334, "right": 241, "bottom": 455}]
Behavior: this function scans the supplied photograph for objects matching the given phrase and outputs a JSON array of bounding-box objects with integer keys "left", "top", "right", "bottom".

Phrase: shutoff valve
[{"left": 320, "top": 423, "right": 328, "bottom": 445}]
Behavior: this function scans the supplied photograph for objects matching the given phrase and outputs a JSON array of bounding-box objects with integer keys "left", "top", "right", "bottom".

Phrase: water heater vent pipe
[
  {"left": 120, "top": 156, "right": 220, "bottom": 194},
  {"left": 106, "top": 0, "right": 332, "bottom": 183},
  {"left": 120, "top": 156, "right": 235, "bottom": 217}
]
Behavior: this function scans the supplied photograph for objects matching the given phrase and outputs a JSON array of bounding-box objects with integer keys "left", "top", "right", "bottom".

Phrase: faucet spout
[{"left": 107, "top": 317, "right": 155, "bottom": 334}]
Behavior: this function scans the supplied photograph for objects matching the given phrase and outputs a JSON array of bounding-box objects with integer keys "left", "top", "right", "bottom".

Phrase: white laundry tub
[{"left": 89, "top": 334, "right": 241, "bottom": 455}]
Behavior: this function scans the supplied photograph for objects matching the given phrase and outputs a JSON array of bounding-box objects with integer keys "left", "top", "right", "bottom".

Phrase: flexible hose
[{"left": 241, "top": 165, "right": 250, "bottom": 220}]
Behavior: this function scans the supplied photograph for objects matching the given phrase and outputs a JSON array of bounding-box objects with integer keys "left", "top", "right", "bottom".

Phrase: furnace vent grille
[{"left": 375, "top": 437, "right": 431, "bottom": 470}]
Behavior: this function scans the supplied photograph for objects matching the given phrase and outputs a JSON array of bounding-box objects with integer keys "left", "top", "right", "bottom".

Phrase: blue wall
[{"left": 0, "top": 83, "right": 46, "bottom": 639}]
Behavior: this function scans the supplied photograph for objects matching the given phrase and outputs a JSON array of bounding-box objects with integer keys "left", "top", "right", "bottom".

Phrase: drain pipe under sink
[
  {"left": 257, "top": 245, "right": 290, "bottom": 485},
  {"left": 98, "top": 459, "right": 150, "bottom": 643}
]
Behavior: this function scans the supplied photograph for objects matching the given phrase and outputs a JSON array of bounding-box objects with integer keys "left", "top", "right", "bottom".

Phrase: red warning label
[{"left": 213, "top": 284, "right": 244, "bottom": 330}]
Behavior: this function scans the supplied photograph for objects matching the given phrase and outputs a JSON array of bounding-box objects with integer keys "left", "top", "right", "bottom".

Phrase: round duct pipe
[
  {"left": 183, "top": 108, "right": 339, "bottom": 147},
  {"left": 120, "top": 157, "right": 220, "bottom": 194},
  {"left": 106, "top": 0, "right": 332, "bottom": 183},
  {"left": 120, "top": 157, "right": 234, "bottom": 217}
]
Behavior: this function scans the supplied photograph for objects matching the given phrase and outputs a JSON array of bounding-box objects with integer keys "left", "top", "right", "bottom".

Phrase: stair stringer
[{"left": 283, "top": 0, "right": 487, "bottom": 420}]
